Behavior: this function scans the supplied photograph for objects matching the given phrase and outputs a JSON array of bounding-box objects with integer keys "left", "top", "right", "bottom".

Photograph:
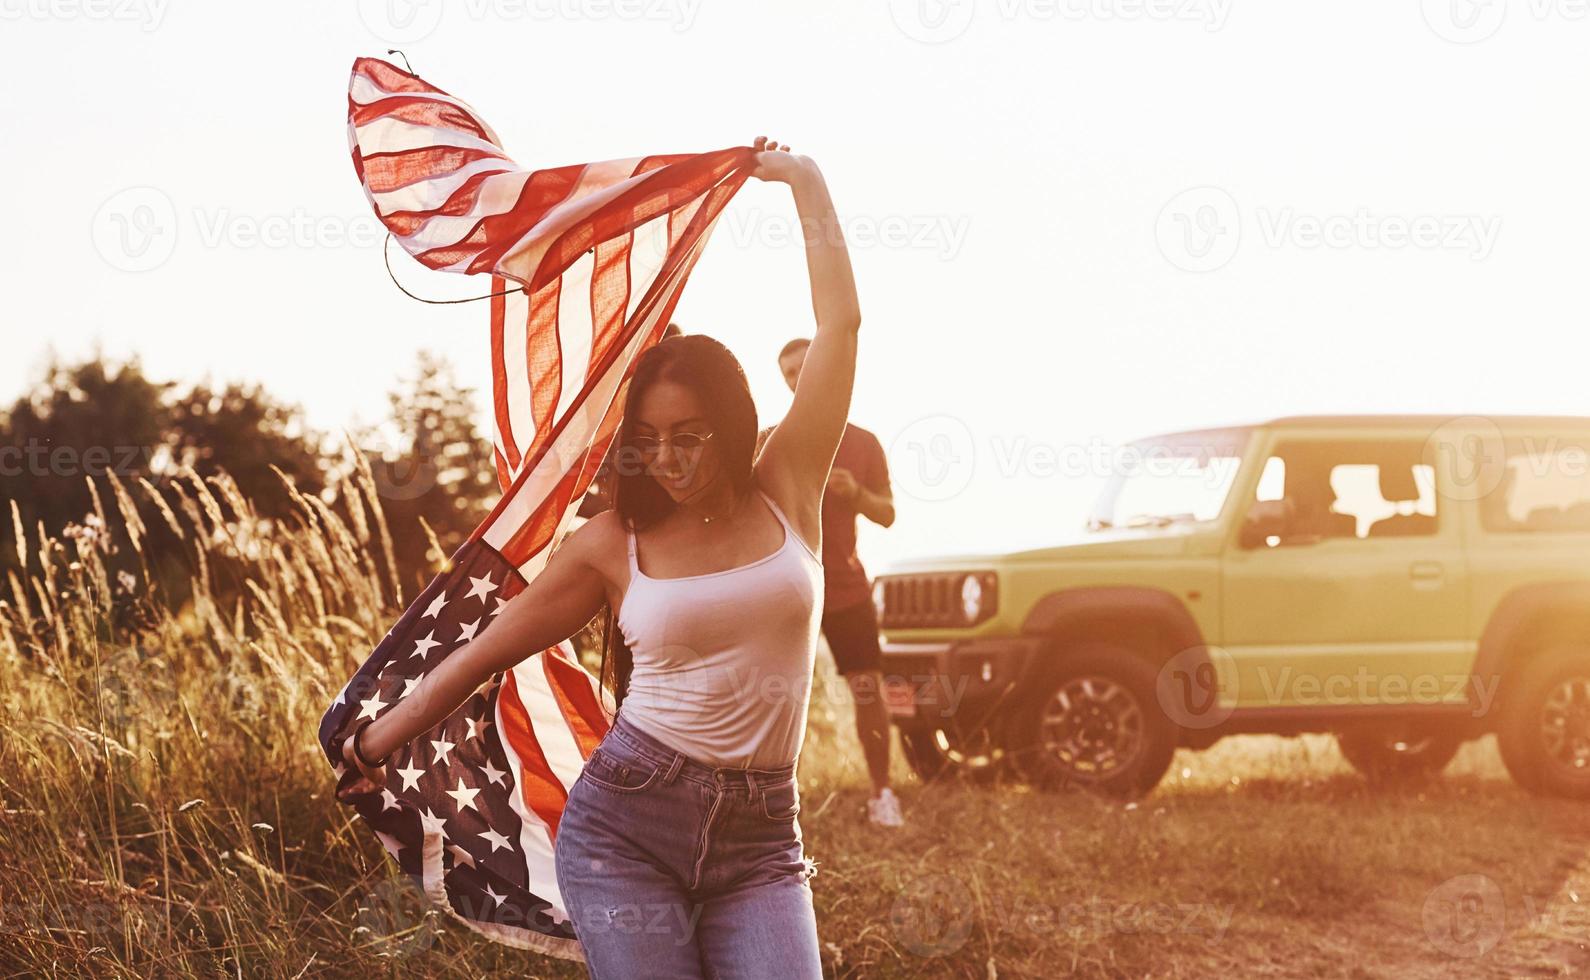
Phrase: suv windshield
[{"left": 1088, "top": 428, "right": 1252, "bottom": 531}]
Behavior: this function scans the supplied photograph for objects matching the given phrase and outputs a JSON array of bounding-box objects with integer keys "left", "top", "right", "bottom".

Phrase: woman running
[{"left": 336, "top": 135, "right": 860, "bottom": 978}]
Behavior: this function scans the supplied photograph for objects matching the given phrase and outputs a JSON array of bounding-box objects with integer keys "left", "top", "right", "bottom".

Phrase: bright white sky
[{"left": 4, "top": 1, "right": 1588, "bottom": 570}]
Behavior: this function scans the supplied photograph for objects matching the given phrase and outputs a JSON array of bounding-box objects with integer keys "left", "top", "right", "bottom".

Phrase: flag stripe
[{"left": 498, "top": 667, "right": 571, "bottom": 835}]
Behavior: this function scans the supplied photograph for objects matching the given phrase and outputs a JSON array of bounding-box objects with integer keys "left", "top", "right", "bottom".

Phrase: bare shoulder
[{"left": 559, "top": 509, "right": 629, "bottom": 565}]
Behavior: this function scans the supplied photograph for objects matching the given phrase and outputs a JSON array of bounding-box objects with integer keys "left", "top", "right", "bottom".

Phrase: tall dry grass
[
  {"left": 0, "top": 455, "right": 430, "bottom": 976},
  {"left": 2, "top": 454, "right": 1587, "bottom": 979}
]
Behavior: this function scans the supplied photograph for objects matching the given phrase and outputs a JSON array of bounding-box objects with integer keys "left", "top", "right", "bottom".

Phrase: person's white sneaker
[{"left": 867, "top": 787, "right": 905, "bottom": 827}]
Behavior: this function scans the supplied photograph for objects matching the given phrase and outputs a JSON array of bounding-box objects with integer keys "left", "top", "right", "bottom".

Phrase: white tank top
[{"left": 616, "top": 488, "right": 825, "bottom": 770}]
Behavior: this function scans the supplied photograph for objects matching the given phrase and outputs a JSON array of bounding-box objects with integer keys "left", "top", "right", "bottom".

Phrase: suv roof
[
  {"left": 1137, "top": 415, "right": 1590, "bottom": 446},
  {"left": 1263, "top": 414, "right": 1590, "bottom": 428}
]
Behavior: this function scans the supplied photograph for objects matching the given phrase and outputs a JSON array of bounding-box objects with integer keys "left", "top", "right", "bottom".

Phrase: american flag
[{"left": 318, "top": 56, "right": 754, "bottom": 960}]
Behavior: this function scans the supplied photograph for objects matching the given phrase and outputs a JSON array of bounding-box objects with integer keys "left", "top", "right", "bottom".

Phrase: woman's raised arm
[
  {"left": 336, "top": 512, "right": 616, "bottom": 797},
  {"left": 752, "top": 137, "right": 862, "bottom": 516}
]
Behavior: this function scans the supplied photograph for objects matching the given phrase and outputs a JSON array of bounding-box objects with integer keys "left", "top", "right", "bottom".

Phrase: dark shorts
[{"left": 820, "top": 598, "right": 883, "bottom": 675}]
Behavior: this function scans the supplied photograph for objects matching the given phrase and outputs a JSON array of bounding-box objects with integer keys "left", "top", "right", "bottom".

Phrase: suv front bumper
[{"left": 878, "top": 636, "right": 1044, "bottom": 726}]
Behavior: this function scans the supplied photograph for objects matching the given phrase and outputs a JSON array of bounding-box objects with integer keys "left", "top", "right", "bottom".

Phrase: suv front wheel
[
  {"left": 1498, "top": 644, "right": 1590, "bottom": 799},
  {"left": 1010, "top": 644, "right": 1177, "bottom": 798},
  {"left": 898, "top": 724, "right": 1003, "bottom": 784}
]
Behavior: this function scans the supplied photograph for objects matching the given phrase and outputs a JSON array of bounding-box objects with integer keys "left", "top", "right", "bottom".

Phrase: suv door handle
[{"left": 1409, "top": 561, "right": 1445, "bottom": 588}]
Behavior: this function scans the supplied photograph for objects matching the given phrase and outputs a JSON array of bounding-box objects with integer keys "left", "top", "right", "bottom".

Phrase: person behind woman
[{"left": 336, "top": 136, "right": 860, "bottom": 978}]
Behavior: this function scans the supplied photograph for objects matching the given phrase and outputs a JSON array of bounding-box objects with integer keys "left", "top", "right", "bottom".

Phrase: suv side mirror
[{"left": 1240, "top": 498, "right": 1295, "bottom": 549}]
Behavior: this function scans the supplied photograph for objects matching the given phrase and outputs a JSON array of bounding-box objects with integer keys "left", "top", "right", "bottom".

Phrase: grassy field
[{"left": 1, "top": 463, "right": 1587, "bottom": 979}]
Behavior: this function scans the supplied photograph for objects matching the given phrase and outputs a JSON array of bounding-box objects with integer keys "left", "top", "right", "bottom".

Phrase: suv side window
[
  {"left": 1479, "top": 436, "right": 1590, "bottom": 533},
  {"left": 1248, "top": 440, "right": 1438, "bottom": 544}
]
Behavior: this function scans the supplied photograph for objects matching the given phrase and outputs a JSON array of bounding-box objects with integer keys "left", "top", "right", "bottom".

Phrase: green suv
[{"left": 873, "top": 415, "right": 1590, "bottom": 798}]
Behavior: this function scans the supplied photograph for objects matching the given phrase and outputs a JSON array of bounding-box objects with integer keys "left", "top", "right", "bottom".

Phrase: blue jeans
[{"left": 554, "top": 709, "right": 823, "bottom": 979}]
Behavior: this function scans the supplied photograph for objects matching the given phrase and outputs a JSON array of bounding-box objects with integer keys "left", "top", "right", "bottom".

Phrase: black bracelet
[{"left": 351, "top": 719, "right": 387, "bottom": 769}]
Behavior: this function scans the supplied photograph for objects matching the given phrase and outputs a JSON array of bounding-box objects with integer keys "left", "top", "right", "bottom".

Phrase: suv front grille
[{"left": 877, "top": 572, "right": 996, "bottom": 629}]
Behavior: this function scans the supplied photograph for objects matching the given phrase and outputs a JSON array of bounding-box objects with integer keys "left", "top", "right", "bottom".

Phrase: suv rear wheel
[
  {"left": 1498, "top": 644, "right": 1590, "bottom": 799},
  {"left": 1010, "top": 645, "right": 1176, "bottom": 798},
  {"left": 1335, "top": 728, "right": 1462, "bottom": 783}
]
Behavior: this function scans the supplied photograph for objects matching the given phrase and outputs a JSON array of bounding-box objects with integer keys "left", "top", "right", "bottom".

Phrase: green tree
[
  {"left": 0, "top": 352, "right": 170, "bottom": 565},
  {"left": 166, "top": 377, "right": 327, "bottom": 516},
  {"left": 358, "top": 350, "right": 498, "bottom": 594}
]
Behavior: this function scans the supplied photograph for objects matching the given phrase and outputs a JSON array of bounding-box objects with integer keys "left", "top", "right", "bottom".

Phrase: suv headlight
[{"left": 960, "top": 574, "right": 984, "bottom": 623}]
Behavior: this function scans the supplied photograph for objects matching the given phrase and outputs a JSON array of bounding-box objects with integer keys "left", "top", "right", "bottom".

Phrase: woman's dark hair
[{"left": 596, "top": 334, "right": 760, "bottom": 712}]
